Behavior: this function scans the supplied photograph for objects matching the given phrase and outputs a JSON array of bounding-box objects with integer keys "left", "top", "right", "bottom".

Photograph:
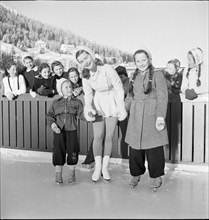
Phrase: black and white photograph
[{"left": 0, "top": 0, "right": 208, "bottom": 219}]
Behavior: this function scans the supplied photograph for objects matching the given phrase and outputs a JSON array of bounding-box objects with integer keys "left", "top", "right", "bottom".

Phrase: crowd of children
[{"left": 0, "top": 46, "right": 208, "bottom": 191}]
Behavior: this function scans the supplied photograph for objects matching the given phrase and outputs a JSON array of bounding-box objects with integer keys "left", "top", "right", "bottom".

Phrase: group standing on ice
[{"left": 0, "top": 45, "right": 208, "bottom": 192}]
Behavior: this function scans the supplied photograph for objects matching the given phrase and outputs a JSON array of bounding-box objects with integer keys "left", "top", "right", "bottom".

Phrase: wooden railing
[{"left": 0, "top": 94, "right": 208, "bottom": 164}]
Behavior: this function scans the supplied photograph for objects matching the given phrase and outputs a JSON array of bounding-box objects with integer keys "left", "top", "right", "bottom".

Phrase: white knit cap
[
  {"left": 95, "top": 54, "right": 104, "bottom": 64},
  {"left": 56, "top": 78, "right": 68, "bottom": 96},
  {"left": 190, "top": 47, "right": 203, "bottom": 65},
  {"left": 75, "top": 46, "right": 96, "bottom": 65},
  {"left": 134, "top": 46, "right": 152, "bottom": 62}
]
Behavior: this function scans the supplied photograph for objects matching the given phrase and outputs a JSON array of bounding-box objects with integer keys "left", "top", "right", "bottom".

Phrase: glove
[
  {"left": 37, "top": 85, "right": 46, "bottom": 95},
  {"left": 41, "top": 89, "right": 55, "bottom": 97},
  {"left": 156, "top": 117, "right": 165, "bottom": 131},
  {"left": 30, "top": 89, "right": 37, "bottom": 98},
  {"left": 73, "top": 87, "right": 83, "bottom": 97},
  {"left": 84, "top": 106, "right": 96, "bottom": 121},
  {"left": 117, "top": 101, "right": 128, "bottom": 121},
  {"left": 51, "top": 123, "right": 61, "bottom": 134},
  {"left": 6, "top": 92, "right": 14, "bottom": 100},
  {"left": 185, "top": 89, "right": 198, "bottom": 100}
]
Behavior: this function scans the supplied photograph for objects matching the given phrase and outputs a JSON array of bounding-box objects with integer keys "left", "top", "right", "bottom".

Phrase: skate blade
[
  {"left": 68, "top": 181, "right": 76, "bottom": 184},
  {"left": 56, "top": 181, "right": 63, "bottom": 184},
  {"left": 103, "top": 178, "right": 110, "bottom": 183},
  {"left": 151, "top": 187, "right": 157, "bottom": 193}
]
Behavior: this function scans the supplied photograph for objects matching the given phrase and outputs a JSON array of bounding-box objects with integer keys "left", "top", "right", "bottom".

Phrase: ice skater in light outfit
[{"left": 75, "top": 46, "right": 127, "bottom": 182}]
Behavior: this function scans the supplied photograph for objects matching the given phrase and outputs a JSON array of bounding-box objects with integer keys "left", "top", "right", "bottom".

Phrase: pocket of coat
[{"left": 146, "top": 99, "right": 157, "bottom": 115}]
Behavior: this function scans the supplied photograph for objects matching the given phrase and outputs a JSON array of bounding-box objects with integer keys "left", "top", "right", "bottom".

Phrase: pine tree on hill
[{"left": 0, "top": 3, "right": 133, "bottom": 63}]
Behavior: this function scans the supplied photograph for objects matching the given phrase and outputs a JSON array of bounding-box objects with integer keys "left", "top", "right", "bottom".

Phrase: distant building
[
  {"left": 35, "top": 40, "right": 46, "bottom": 49},
  {"left": 60, "top": 44, "right": 76, "bottom": 54}
]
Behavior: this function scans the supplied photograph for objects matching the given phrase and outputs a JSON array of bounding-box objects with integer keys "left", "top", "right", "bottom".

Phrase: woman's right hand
[{"left": 84, "top": 106, "right": 96, "bottom": 121}]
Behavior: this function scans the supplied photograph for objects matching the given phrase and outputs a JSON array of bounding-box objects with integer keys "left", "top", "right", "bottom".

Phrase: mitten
[
  {"left": 73, "top": 87, "right": 83, "bottom": 97},
  {"left": 37, "top": 85, "right": 45, "bottom": 95},
  {"left": 41, "top": 89, "right": 55, "bottom": 97},
  {"left": 30, "top": 89, "right": 37, "bottom": 98},
  {"left": 84, "top": 105, "right": 96, "bottom": 121},
  {"left": 117, "top": 101, "right": 127, "bottom": 121},
  {"left": 185, "top": 89, "right": 198, "bottom": 100},
  {"left": 6, "top": 92, "right": 14, "bottom": 100},
  {"left": 51, "top": 123, "right": 61, "bottom": 134},
  {"left": 156, "top": 117, "right": 165, "bottom": 131}
]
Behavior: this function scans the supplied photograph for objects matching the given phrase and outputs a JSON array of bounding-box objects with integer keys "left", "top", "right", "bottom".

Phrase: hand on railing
[
  {"left": 30, "top": 89, "right": 37, "bottom": 98},
  {"left": 37, "top": 85, "right": 46, "bottom": 95},
  {"left": 84, "top": 106, "right": 96, "bottom": 122},
  {"left": 51, "top": 123, "right": 61, "bottom": 134},
  {"left": 6, "top": 91, "right": 15, "bottom": 100},
  {"left": 185, "top": 89, "right": 198, "bottom": 100}
]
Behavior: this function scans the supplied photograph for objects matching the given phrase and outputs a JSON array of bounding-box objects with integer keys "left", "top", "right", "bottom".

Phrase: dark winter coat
[
  {"left": 46, "top": 97, "right": 85, "bottom": 131},
  {"left": 22, "top": 69, "right": 39, "bottom": 92},
  {"left": 164, "top": 70, "right": 183, "bottom": 102},
  {"left": 32, "top": 75, "right": 57, "bottom": 97},
  {"left": 125, "top": 68, "right": 169, "bottom": 150}
]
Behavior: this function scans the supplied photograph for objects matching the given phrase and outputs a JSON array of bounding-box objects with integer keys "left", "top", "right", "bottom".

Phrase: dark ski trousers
[
  {"left": 52, "top": 130, "right": 79, "bottom": 166},
  {"left": 129, "top": 146, "right": 165, "bottom": 178}
]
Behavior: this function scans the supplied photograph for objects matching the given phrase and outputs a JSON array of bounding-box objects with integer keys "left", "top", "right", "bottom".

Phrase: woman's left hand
[{"left": 156, "top": 117, "right": 165, "bottom": 131}]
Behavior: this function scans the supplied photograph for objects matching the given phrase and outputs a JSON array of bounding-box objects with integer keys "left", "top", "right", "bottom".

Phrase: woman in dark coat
[{"left": 125, "top": 48, "right": 168, "bottom": 191}]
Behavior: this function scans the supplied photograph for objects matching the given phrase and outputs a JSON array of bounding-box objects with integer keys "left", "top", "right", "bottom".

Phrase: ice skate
[
  {"left": 129, "top": 175, "right": 141, "bottom": 188},
  {"left": 150, "top": 177, "right": 162, "bottom": 192},
  {"left": 92, "top": 156, "right": 102, "bottom": 182},
  {"left": 82, "top": 161, "right": 95, "bottom": 169},
  {"left": 68, "top": 165, "right": 76, "bottom": 184},
  {"left": 55, "top": 165, "right": 63, "bottom": 184},
  {"left": 101, "top": 156, "right": 111, "bottom": 182},
  {"left": 55, "top": 172, "right": 63, "bottom": 184}
]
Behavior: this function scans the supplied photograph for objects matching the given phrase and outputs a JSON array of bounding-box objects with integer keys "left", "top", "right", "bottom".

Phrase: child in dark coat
[
  {"left": 46, "top": 78, "right": 85, "bottom": 184},
  {"left": 31, "top": 63, "right": 57, "bottom": 98},
  {"left": 21, "top": 55, "right": 39, "bottom": 93},
  {"left": 164, "top": 59, "right": 183, "bottom": 102}
]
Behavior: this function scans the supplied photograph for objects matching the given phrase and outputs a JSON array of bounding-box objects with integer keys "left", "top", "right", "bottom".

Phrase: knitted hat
[
  {"left": 173, "top": 59, "right": 181, "bottom": 68},
  {"left": 56, "top": 78, "right": 68, "bottom": 96},
  {"left": 115, "top": 66, "right": 128, "bottom": 77},
  {"left": 75, "top": 46, "right": 95, "bottom": 65},
  {"left": 168, "top": 59, "right": 181, "bottom": 70},
  {"left": 189, "top": 47, "right": 203, "bottom": 65},
  {"left": 134, "top": 47, "right": 152, "bottom": 62},
  {"left": 95, "top": 54, "right": 104, "bottom": 64}
]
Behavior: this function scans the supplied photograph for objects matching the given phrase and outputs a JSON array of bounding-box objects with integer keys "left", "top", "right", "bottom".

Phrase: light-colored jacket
[
  {"left": 180, "top": 64, "right": 208, "bottom": 102},
  {"left": 82, "top": 64, "right": 127, "bottom": 120},
  {"left": 2, "top": 75, "right": 26, "bottom": 97}
]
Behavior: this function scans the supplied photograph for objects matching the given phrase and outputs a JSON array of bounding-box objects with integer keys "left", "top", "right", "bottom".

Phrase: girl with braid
[
  {"left": 180, "top": 47, "right": 208, "bottom": 102},
  {"left": 125, "top": 48, "right": 169, "bottom": 192}
]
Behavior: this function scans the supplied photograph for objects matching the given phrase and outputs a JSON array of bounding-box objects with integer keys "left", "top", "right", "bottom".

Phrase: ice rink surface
[{"left": 1, "top": 148, "right": 208, "bottom": 219}]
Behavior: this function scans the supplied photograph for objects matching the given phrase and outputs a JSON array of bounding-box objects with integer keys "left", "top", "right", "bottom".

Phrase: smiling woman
[{"left": 75, "top": 46, "right": 127, "bottom": 182}]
